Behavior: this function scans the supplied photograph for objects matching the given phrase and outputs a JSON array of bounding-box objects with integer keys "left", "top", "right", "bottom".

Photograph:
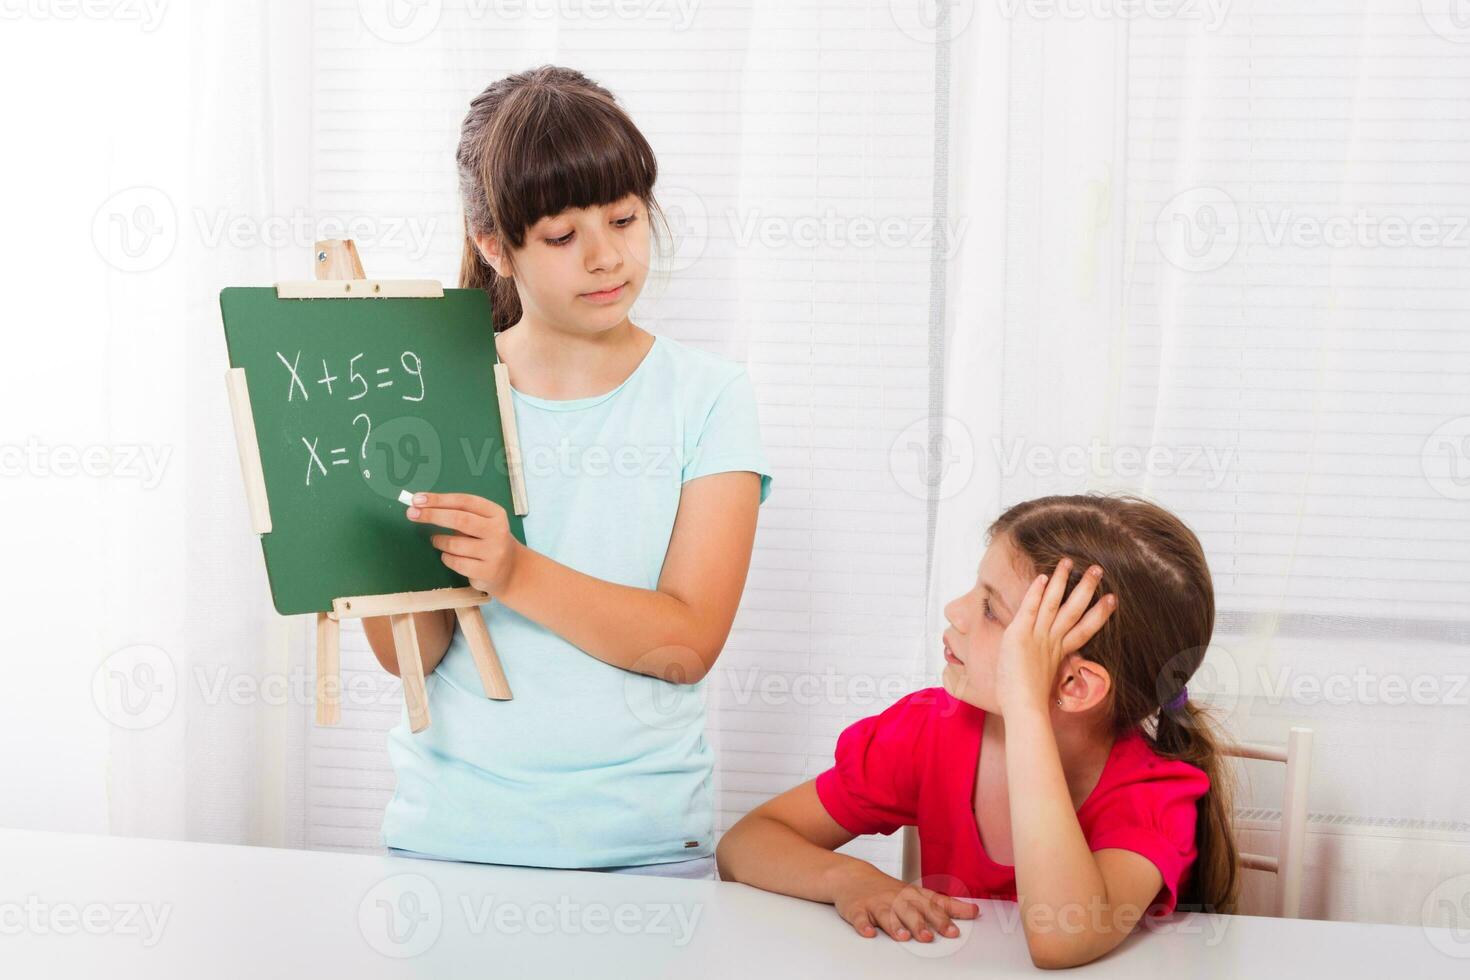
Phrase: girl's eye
[
  {"left": 546, "top": 231, "right": 574, "bottom": 247},
  {"left": 614, "top": 212, "right": 638, "bottom": 228},
  {"left": 982, "top": 598, "right": 998, "bottom": 623}
]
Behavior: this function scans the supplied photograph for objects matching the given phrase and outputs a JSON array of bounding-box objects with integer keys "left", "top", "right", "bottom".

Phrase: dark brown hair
[
  {"left": 456, "top": 65, "right": 662, "bottom": 332},
  {"left": 988, "top": 493, "right": 1239, "bottom": 913}
]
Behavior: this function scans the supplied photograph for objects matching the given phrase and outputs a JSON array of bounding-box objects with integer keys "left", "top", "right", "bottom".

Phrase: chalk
[{"left": 398, "top": 490, "right": 418, "bottom": 507}]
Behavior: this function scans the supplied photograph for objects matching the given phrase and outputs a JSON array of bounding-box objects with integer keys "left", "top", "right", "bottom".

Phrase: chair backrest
[
  {"left": 1222, "top": 726, "right": 1314, "bottom": 918},
  {"left": 899, "top": 726, "right": 1314, "bottom": 918}
]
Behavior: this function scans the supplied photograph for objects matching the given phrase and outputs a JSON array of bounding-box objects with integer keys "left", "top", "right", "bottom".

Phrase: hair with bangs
[{"left": 457, "top": 65, "right": 662, "bottom": 332}]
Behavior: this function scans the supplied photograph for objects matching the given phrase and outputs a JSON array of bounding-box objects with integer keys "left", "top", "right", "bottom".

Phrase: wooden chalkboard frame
[{"left": 222, "top": 239, "right": 526, "bottom": 733}]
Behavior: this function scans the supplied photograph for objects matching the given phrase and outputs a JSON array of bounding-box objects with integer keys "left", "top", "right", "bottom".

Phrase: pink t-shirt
[{"left": 814, "top": 687, "right": 1208, "bottom": 914}]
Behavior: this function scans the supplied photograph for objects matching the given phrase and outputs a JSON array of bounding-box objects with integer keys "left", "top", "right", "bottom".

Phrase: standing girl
[
  {"left": 717, "top": 495, "right": 1237, "bottom": 966},
  {"left": 363, "top": 66, "right": 772, "bottom": 880}
]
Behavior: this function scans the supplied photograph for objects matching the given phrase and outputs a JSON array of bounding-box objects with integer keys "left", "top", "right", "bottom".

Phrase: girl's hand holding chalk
[{"left": 404, "top": 491, "right": 522, "bottom": 596}]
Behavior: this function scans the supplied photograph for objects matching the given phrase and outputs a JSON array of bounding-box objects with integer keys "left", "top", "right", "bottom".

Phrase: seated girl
[{"left": 716, "top": 494, "right": 1237, "bottom": 969}]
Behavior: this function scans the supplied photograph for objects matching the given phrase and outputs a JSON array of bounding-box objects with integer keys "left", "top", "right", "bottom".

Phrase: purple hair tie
[{"left": 1164, "top": 686, "right": 1189, "bottom": 713}]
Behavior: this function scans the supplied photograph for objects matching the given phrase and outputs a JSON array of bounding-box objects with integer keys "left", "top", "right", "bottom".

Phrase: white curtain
[{"left": 938, "top": 0, "right": 1470, "bottom": 924}]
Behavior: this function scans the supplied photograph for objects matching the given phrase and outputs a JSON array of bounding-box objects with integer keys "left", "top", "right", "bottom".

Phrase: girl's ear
[
  {"left": 476, "top": 233, "right": 513, "bottom": 278},
  {"left": 1056, "top": 655, "right": 1111, "bottom": 714}
]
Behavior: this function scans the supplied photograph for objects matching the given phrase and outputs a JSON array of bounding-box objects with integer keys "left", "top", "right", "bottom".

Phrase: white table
[{"left": 0, "top": 828, "right": 1463, "bottom": 977}]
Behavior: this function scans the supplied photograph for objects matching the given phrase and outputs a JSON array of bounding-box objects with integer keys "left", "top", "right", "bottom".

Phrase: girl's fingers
[
  {"left": 408, "top": 506, "right": 489, "bottom": 536},
  {"left": 414, "top": 492, "right": 505, "bottom": 519},
  {"left": 894, "top": 899, "right": 933, "bottom": 941},
  {"left": 1012, "top": 572, "right": 1049, "bottom": 632},
  {"left": 845, "top": 908, "right": 878, "bottom": 938},
  {"left": 429, "top": 533, "right": 479, "bottom": 557},
  {"left": 1053, "top": 564, "right": 1102, "bottom": 638},
  {"left": 875, "top": 907, "right": 910, "bottom": 941},
  {"left": 942, "top": 895, "right": 981, "bottom": 919},
  {"left": 439, "top": 552, "right": 481, "bottom": 579},
  {"left": 918, "top": 897, "right": 958, "bottom": 938},
  {"left": 1061, "top": 592, "right": 1118, "bottom": 653},
  {"left": 1034, "top": 559, "right": 1072, "bottom": 635}
]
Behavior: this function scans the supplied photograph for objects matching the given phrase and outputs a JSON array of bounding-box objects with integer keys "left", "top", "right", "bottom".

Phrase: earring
[{"left": 1055, "top": 698, "right": 1063, "bottom": 706}]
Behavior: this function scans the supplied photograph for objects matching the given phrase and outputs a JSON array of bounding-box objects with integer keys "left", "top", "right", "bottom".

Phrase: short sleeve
[
  {"left": 813, "top": 692, "right": 931, "bottom": 837},
  {"left": 1084, "top": 760, "right": 1209, "bottom": 915},
  {"left": 681, "top": 369, "right": 773, "bottom": 504}
]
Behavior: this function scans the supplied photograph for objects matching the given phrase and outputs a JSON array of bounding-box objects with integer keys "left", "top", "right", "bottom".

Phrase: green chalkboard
[{"left": 220, "top": 286, "right": 524, "bottom": 615}]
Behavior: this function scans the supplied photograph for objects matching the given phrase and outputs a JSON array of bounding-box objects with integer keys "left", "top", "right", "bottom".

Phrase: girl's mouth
[
  {"left": 943, "top": 639, "right": 963, "bottom": 666},
  {"left": 579, "top": 282, "right": 626, "bottom": 304}
]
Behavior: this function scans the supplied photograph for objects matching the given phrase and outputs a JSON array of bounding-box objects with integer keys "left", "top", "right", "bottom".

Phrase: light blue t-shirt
[{"left": 382, "top": 334, "right": 772, "bottom": 868}]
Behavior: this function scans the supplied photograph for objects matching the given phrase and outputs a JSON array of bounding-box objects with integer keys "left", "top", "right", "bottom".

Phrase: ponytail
[{"left": 1149, "top": 700, "right": 1239, "bottom": 914}]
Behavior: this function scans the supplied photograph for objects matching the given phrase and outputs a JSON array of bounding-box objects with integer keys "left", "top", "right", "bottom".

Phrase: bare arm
[
  {"left": 1004, "top": 708, "right": 1164, "bottom": 969},
  {"left": 717, "top": 781, "right": 978, "bottom": 942},
  {"left": 415, "top": 471, "right": 761, "bottom": 684},
  {"left": 361, "top": 608, "right": 455, "bottom": 678}
]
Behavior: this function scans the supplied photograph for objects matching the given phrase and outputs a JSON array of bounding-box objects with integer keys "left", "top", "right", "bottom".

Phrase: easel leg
[
  {"left": 389, "top": 613, "right": 432, "bottom": 733},
  {"left": 315, "top": 613, "right": 341, "bottom": 726},
  {"left": 455, "top": 605, "right": 513, "bottom": 701}
]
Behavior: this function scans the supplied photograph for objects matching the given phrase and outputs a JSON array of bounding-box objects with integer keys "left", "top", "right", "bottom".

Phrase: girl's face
[
  {"left": 940, "top": 534, "right": 1032, "bottom": 713},
  {"left": 496, "top": 193, "right": 651, "bottom": 335}
]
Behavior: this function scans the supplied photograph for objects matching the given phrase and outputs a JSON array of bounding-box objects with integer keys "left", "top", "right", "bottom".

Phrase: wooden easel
[{"left": 227, "top": 239, "right": 527, "bottom": 732}]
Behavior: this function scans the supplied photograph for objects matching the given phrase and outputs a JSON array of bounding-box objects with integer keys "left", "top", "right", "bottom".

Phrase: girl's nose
[{"left": 584, "top": 229, "right": 622, "bottom": 273}]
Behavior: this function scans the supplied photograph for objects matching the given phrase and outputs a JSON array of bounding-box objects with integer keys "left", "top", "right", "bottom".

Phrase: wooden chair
[{"left": 898, "top": 726, "right": 1314, "bottom": 918}]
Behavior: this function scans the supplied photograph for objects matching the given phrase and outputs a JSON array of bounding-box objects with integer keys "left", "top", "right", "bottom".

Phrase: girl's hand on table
[{"left": 830, "top": 867, "right": 979, "bottom": 942}]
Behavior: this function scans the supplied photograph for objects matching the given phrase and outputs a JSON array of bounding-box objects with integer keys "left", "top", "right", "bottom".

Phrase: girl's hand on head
[
  {"left": 994, "top": 558, "right": 1117, "bottom": 717},
  {"left": 406, "top": 492, "right": 523, "bottom": 596},
  {"left": 831, "top": 870, "right": 979, "bottom": 942}
]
